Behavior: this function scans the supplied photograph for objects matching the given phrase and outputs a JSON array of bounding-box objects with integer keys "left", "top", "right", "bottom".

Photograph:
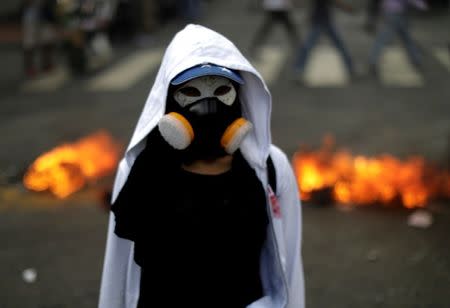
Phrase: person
[
  {"left": 21, "top": 0, "right": 59, "bottom": 77},
  {"left": 249, "top": 0, "right": 301, "bottom": 56},
  {"left": 39, "top": 0, "right": 59, "bottom": 71},
  {"left": 293, "top": 0, "right": 355, "bottom": 80},
  {"left": 22, "top": 0, "right": 41, "bottom": 77},
  {"left": 98, "top": 24, "right": 304, "bottom": 308},
  {"left": 368, "top": 0, "right": 428, "bottom": 75}
]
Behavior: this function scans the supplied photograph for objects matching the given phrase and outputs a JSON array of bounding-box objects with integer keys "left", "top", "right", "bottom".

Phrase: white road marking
[
  {"left": 432, "top": 47, "right": 450, "bottom": 73},
  {"left": 303, "top": 45, "right": 348, "bottom": 87},
  {"left": 87, "top": 48, "right": 163, "bottom": 91},
  {"left": 380, "top": 47, "right": 424, "bottom": 87}
]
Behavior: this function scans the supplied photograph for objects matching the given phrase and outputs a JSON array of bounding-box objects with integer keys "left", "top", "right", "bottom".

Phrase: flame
[
  {"left": 293, "top": 136, "right": 450, "bottom": 208},
  {"left": 23, "top": 131, "right": 122, "bottom": 198}
]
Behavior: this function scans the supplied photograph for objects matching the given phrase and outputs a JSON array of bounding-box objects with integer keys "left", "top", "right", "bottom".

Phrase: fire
[
  {"left": 293, "top": 136, "right": 450, "bottom": 208},
  {"left": 23, "top": 131, "right": 122, "bottom": 198}
]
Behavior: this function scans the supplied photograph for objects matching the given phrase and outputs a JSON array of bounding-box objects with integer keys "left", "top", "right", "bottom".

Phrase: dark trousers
[
  {"left": 294, "top": 18, "right": 353, "bottom": 74},
  {"left": 23, "top": 43, "right": 55, "bottom": 73},
  {"left": 250, "top": 10, "right": 300, "bottom": 53},
  {"left": 369, "top": 13, "right": 422, "bottom": 67}
]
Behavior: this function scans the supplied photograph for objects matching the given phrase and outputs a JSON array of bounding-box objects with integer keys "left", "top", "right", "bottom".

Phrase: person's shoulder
[
  {"left": 268, "top": 144, "right": 291, "bottom": 171},
  {"left": 269, "top": 144, "right": 288, "bottom": 161}
]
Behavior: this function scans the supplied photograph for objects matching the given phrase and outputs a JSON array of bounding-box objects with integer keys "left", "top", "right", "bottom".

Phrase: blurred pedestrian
[
  {"left": 99, "top": 24, "right": 304, "bottom": 308},
  {"left": 293, "top": 0, "right": 356, "bottom": 79},
  {"left": 22, "top": 0, "right": 41, "bottom": 77},
  {"left": 368, "top": 0, "right": 428, "bottom": 74},
  {"left": 40, "top": 0, "right": 59, "bottom": 71},
  {"left": 21, "top": 0, "right": 59, "bottom": 78},
  {"left": 249, "top": 0, "right": 301, "bottom": 56},
  {"left": 62, "top": 0, "right": 115, "bottom": 74}
]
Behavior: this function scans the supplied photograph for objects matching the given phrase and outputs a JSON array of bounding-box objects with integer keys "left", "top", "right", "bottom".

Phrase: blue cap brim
[{"left": 170, "top": 64, "right": 245, "bottom": 85}]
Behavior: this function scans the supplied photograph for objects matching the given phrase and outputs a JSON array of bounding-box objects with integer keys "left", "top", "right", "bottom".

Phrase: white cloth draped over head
[{"left": 99, "top": 24, "right": 304, "bottom": 308}]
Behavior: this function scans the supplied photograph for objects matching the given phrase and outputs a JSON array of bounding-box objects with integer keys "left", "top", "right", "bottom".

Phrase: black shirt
[{"left": 112, "top": 148, "right": 269, "bottom": 307}]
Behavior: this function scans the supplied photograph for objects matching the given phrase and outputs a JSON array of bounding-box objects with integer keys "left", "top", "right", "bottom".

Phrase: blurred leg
[
  {"left": 42, "top": 43, "right": 55, "bottom": 72},
  {"left": 279, "top": 11, "right": 301, "bottom": 51},
  {"left": 24, "top": 47, "right": 37, "bottom": 77},
  {"left": 40, "top": 23, "right": 57, "bottom": 72},
  {"left": 249, "top": 11, "right": 276, "bottom": 55},
  {"left": 325, "top": 21, "right": 354, "bottom": 74},
  {"left": 369, "top": 14, "right": 395, "bottom": 67},
  {"left": 395, "top": 15, "right": 422, "bottom": 67},
  {"left": 22, "top": 7, "right": 39, "bottom": 77},
  {"left": 294, "top": 22, "right": 322, "bottom": 73}
]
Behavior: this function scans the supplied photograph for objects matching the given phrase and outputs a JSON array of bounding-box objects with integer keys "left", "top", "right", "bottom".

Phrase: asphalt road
[{"left": 0, "top": 1, "right": 449, "bottom": 307}]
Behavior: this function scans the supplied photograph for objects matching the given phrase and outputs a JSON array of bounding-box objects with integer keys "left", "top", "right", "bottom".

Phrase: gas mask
[{"left": 158, "top": 74, "right": 252, "bottom": 161}]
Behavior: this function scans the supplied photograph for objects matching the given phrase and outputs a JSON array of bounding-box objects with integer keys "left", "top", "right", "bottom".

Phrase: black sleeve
[
  {"left": 111, "top": 136, "right": 156, "bottom": 241},
  {"left": 111, "top": 130, "right": 180, "bottom": 241},
  {"left": 110, "top": 151, "right": 147, "bottom": 241}
]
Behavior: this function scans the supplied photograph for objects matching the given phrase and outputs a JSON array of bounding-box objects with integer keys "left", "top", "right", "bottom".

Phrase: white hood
[{"left": 112, "top": 24, "right": 273, "bottom": 202}]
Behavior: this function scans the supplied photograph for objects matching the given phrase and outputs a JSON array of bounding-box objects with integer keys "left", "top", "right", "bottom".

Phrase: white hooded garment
[{"left": 99, "top": 24, "right": 304, "bottom": 308}]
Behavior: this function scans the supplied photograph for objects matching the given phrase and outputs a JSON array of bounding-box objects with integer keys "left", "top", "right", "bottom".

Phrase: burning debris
[
  {"left": 292, "top": 136, "right": 450, "bottom": 209},
  {"left": 23, "top": 131, "right": 122, "bottom": 198}
]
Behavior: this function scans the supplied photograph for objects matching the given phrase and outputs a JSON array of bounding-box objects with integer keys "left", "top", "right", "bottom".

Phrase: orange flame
[
  {"left": 293, "top": 136, "right": 450, "bottom": 208},
  {"left": 23, "top": 131, "right": 122, "bottom": 198}
]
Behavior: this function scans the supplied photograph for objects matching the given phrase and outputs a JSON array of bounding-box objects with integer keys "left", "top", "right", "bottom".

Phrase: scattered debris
[
  {"left": 407, "top": 209, "right": 433, "bottom": 229},
  {"left": 22, "top": 268, "right": 37, "bottom": 283}
]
